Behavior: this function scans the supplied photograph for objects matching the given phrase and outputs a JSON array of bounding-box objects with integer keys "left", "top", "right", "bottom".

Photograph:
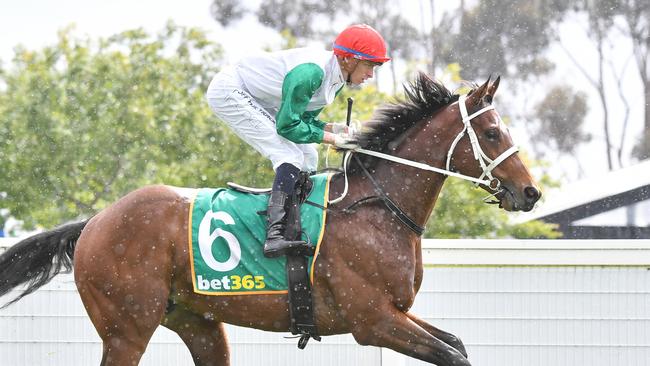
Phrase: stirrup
[{"left": 263, "top": 237, "right": 314, "bottom": 258}]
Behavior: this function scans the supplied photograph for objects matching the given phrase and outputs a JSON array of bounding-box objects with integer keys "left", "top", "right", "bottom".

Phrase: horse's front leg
[
  {"left": 349, "top": 304, "right": 470, "bottom": 366},
  {"left": 406, "top": 312, "right": 468, "bottom": 358}
]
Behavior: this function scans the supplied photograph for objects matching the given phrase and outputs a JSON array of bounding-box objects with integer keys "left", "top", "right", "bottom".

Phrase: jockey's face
[
  {"left": 350, "top": 60, "right": 382, "bottom": 85},
  {"left": 340, "top": 57, "right": 382, "bottom": 86}
]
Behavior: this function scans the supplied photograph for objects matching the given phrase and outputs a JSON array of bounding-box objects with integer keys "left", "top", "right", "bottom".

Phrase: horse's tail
[{"left": 0, "top": 220, "right": 89, "bottom": 308}]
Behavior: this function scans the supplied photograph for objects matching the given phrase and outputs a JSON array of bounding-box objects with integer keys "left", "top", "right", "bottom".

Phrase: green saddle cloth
[{"left": 189, "top": 173, "right": 331, "bottom": 295}]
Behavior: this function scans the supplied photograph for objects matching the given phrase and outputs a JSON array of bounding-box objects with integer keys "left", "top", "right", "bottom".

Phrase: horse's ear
[
  {"left": 466, "top": 77, "right": 491, "bottom": 106},
  {"left": 486, "top": 75, "right": 501, "bottom": 100}
]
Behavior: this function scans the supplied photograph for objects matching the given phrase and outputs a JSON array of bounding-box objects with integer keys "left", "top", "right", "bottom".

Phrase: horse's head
[
  {"left": 446, "top": 76, "right": 541, "bottom": 212},
  {"left": 355, "top": 72, "right": 541, "bottom": 214}
]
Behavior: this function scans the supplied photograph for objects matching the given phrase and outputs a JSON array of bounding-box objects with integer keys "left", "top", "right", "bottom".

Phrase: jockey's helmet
[{"left": 333, "top": 24, "right": 390, "bottom": 63}]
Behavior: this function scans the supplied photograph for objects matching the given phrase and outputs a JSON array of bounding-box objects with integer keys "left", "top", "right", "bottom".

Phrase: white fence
[{"left": 1, "top": 238, "right": 649, "bottom": 365}]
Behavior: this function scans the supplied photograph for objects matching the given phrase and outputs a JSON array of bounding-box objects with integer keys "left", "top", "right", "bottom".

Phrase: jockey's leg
[
  {"left": 297, "top": 143, "right": 319, "bottom": 173},
  {"left": 263, "top": 162, "right": 313, "bottom": 258},
  {"left": 206, "top": 70, "right": 314, "bottom": 258}
]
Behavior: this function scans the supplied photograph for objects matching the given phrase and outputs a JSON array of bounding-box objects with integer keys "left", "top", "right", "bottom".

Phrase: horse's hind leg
[
  {"left": 163, "top": 308, "right": 230, "bottom": 366},
  {"left": 76, "top": 277, "right": 170, "bottom": 366},
  {"left": 75, "top": 279, "right": 169, "bottom": 365},
  {"left": 75, "top": 236, "right": 172, "bottom": 364},
  {"left": 407, "top": 312, "right": 468, "bottom": 358}
]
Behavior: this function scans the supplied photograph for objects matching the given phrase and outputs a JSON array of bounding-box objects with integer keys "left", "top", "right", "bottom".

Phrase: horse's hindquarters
[{"left": 73, "top": 185, "right": 192, "bottom": 364}]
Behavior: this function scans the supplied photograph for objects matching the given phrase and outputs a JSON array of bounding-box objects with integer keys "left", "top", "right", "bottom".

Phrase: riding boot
[{"left": 263, "top": 190, "right": 311, "bottom": 258}]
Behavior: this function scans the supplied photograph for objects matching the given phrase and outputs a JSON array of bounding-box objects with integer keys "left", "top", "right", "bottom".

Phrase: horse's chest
[
  {"left": 379, "top": 254, "right": 418, "bottom": 311},
  {"left": 389, "top": 270, "right": 417, "bottom": 311}
]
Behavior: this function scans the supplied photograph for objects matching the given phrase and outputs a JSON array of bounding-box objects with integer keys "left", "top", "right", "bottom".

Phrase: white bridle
[
  {"left": 446, "top": 94, "right": 519, "bottom": 189},
  {"left": 330, "top": 93, "right": 519, "bottom": 204}
]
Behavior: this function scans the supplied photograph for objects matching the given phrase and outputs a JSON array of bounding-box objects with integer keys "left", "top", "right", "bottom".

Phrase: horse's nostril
[{"left": 524, "top": 186, "right": 541, "bottom": 202}]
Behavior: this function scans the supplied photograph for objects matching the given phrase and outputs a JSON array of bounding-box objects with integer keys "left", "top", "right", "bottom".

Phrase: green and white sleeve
[{"left": 275, "top": 63, "right": 327, "bottom": 144}]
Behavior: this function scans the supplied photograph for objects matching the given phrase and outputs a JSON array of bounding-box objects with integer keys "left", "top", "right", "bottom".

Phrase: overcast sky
[{"left": 0, "top": 0, "right": 275, "bottom": 63}]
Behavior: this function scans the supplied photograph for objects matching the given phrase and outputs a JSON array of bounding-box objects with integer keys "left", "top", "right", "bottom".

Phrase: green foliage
[
  {"left": 210, "top": 0, "right": 247, "bottom": 27},
  {"left": 0, "top": 22, "right": 272, "bottom": 229},
  {"left": 318, "top": 84, "right": 390, "bottom": 167},
  {"left": 424, "top": 147, "right": 560, "bottom": 239},
  {"left": 439, "top": 0, "right": 571, "bottom": 80},
  {"left": 425, "top": 179, "right": 560, "bottom": 239},
  {"left": 278, "top": 29, "right": 299, "bottom": 50},
  {"left": 533, "top": 85, "right": 591, "bottom": 154}
]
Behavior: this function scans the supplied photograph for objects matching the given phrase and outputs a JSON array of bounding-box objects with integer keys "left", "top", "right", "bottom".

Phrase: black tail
[{"left": 0, "top": 220, "right": 88, "bottom": 308}]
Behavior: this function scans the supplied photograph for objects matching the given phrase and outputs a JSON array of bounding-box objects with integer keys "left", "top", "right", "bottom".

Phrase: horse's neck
[
  {"left": 367, "top": 119, "right": 450, "bottom": 227},
  {"left": 370, "top": 161, "right": 445, "bottom": 228}
]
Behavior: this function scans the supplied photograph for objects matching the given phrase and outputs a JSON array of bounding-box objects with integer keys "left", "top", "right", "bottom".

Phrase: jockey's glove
[
  {"left": 330, "top": 123, "right": 348, "bottom": 134},
  {"left": 334, "top": 133, "right": 359, "bottom": 150},
  {"left": 331, "top": 123, "right": 359, "bottom": 137},
  {"left": 348, "top": 125, "right": 358, "bottom": 137}
]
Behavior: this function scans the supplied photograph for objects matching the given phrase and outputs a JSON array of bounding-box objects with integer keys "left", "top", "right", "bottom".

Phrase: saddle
[
  {"left": 226, "top": 182, "right": 271, "bottom": 195},
  {"left": 226, "top": 178, "right": 314, "bottom": 201}
]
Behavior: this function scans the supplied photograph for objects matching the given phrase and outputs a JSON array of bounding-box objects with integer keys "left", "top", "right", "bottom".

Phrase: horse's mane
[
  {"left": 357, "top": 72, "right": 458, "bottom": 153},
  {"left": 350, "top": 72, "right": 460, "bottom": 172}
]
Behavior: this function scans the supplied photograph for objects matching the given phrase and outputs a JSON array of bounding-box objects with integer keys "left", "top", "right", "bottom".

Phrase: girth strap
[{"left": 284, "top": 172, "right": 321, "bottom": 348}]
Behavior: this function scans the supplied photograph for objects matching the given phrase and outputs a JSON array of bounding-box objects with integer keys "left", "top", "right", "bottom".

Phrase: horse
[{"left": 0, "top": 72, "right": 540, "bottom": 366}]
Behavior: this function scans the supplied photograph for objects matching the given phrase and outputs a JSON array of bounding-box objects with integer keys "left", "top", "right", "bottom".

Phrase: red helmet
[{"left": 333, "top": 24, "right": 390, "bottom": 63}]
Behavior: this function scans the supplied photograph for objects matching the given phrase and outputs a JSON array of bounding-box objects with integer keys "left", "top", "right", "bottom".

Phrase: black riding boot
[{"left": 263, "top": 190, "right": 310, "bottom": 258}]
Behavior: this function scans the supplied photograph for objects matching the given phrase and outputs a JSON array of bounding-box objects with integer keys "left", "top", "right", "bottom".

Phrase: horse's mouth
[
  {"left": 494, "top": 188, "right": 512, "bottom": 210},
  {"left": 494, "top": 186, "right": 535, "bottom": 212}
]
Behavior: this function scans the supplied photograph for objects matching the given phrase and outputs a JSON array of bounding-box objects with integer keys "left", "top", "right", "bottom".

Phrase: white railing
[
  {"left": 421, "top": 239, "right": 650, "bottom": 266},
  {"left": 3, "top": 237, "right": 650, "bottom": 265}
]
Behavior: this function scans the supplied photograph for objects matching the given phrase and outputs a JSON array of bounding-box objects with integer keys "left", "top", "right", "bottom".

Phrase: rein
[{"left": 328, "top": 93, "right": 519, "bottom": 235}]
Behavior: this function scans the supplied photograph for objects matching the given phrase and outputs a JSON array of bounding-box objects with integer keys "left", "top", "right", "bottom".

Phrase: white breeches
[{"left": 205, "top": 67, "right": 319, "bottom": 172}]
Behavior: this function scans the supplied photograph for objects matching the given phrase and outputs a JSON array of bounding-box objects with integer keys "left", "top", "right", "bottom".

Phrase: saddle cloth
[{"left": 188, "top": 173, "right": 331, "bottom": 295}]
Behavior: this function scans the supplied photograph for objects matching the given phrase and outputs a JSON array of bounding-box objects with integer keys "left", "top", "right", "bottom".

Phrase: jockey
[{"left": 206, "top": 24, "right": 390, "bottom": 258}]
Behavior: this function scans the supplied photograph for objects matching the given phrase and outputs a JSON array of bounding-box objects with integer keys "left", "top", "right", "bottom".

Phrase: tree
[
  {"left": 256, "top": 0, "right": 338, "bottom": 38},
  {"left": 0, "top": 23, "right": 274, "bottom": 229},
  {"left": 436, "top": 0, "right": 569, "bottom": 81},
  {"left": 532, "top": 85, "right": 591, "bottom": 175},
  {"left": 210, "top": 0, "right": 247, "bottom": 26},
  {"left": 616, "top": 0, "right": 650, "bottom": 160},
  {"left": 524, "top": 1, "right": 650, "bottom": 167},
  {"left": 425, "top": 178, "right": 560, "bottom": 239},
  {"left": 433, "top": 0, "right": 650, "bottom": 175},
  {"left": 555, "top": 1, "right": 622, "bottom": 170}
]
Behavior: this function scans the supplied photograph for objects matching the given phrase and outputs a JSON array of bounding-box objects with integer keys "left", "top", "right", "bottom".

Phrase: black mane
[{"left": 357, "top": 72, "right": 458, "bottom": 153}]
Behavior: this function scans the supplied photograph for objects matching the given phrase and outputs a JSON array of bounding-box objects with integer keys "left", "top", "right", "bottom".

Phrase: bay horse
[{"left": 0, "top": 72, "right": 540, "bottom": 365}]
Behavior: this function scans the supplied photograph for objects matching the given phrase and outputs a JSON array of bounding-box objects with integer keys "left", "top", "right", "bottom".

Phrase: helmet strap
[{"left": 343, "top": 58, "right": 361, "bottom": 86}]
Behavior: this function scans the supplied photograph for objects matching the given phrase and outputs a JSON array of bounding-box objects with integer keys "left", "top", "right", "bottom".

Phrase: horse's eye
[{"left": 485, "top": 128, "right": 499, "bottom": 141}]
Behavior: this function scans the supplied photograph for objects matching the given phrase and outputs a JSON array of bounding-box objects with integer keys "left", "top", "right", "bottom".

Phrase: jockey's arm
[{"left": 275, "top": 63, "right": 327, "bottom": 144}]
